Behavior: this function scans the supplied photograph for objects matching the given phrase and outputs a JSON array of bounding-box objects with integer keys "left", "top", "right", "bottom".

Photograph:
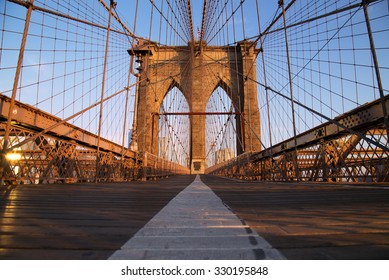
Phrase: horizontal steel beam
[
  {"left": 256, "top": 95, "right": 389, "bottom": 160},
  {"left": 0, "top": 94, "right": 136, "bottom": 158},
  {"left": 8, "top": 0, "right": 138, "bottom": 39},
  {"left": 156, "top": 112, "right": 241, "bottom": 116}
]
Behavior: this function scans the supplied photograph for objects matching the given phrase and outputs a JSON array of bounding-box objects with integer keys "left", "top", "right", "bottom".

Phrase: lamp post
[{"left": 129, "top": 54, "right": 143, "bottom": 152}]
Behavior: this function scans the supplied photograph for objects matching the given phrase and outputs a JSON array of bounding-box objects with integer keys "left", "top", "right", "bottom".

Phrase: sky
[
  {"left": 113, "top": 0, "right": 279, "bottom": 45},
  {"left": 1, "top": 0, "right": 388, "bottom": 152}
]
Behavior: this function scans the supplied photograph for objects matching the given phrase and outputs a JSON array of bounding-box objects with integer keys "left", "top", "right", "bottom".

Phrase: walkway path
[
  {"left": 3, "top": 174, "right": 387, "bottom": 259},
  {"left": 0, "top": 175, "right": 194, "bottom": 260},
  {"left": 109, "top": 175, "right": 284, "bottom": 260}
]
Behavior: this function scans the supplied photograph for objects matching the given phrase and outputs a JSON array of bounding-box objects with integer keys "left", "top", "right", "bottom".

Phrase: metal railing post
[{"left": 1, "top": 0, "right": 35, "bottom": 183}]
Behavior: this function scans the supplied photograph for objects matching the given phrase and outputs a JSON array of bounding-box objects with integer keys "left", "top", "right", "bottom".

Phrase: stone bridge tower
[{"left": 129, "top": 40, "right": 261, "bottom": 174}]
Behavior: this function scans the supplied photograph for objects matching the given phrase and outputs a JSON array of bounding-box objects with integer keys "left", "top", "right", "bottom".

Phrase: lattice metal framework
[
  {"left": 0, "top": 0, "right": 190, "bottom": 185},
  {"left": 0, "top": 0, "right": 388, "bottom": 184},
  {"left": 207, "top": 0, "right": 388, "bottom": 182}
]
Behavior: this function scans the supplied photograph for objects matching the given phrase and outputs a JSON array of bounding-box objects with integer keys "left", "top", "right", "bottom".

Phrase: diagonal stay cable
[{"left": 201, "top": 51, "right": 389, "bottom": 153}]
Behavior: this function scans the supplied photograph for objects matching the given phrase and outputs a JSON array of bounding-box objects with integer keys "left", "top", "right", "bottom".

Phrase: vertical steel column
[
  {"left": 142, "top": 152, "right": 147, "bottom": 181},
  {"left": 241, "top": 112, "right": 246, "bottom": 151},
  {"left": 122, "top": 95, "right": 130, "bottom": 151},
  {"left": 120, "top": 74, "right": 130, "bottom": 163},
  {"left": 130, "top": 74, "right": 140, "bottom": 152},
  {"left": 121, "top": 57, "right": 133, "bottom": 166},
  {"left": 150, "top": 112, "right": 159, "bottom": 155},
  {"left": 280, "top": 0, "right": 300, "bottom": 180},
  {"left": 1, "top": 0, "right": 34, "bottom": 182},
  {"left": 96, "top": 0, "right": 115, "bottom": 182},
  {"left": 2, "top": 0, "right": 34, "bottom": 153},
  {"left": 259, "top": 52, "right": 272, "bottom": 149},
  {"left": 256, "top": 0, "right": 274, "bottom": 180},
  {"left": 129, "top": 0, "right": 139, "bottom": 153},
  {"left": 363, "top": 0, "right": 389, "bottom": 140}
]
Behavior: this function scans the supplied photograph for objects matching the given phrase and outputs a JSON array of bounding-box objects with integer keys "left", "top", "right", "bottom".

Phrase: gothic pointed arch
[
  {"left": 158, "top": 85, "right": 190, "bottom": 167},
  {"left": 205, "top": 86, "right": 238, "bottom": 167},
  {"left": 208, "top": 78, "right": 241, "bottom": 113},
  {"left": 129, "top": 41, "right": 260, "bottom": 173},
  {"left": 156, "top": 78, "right": 188, "bottom": 111}
]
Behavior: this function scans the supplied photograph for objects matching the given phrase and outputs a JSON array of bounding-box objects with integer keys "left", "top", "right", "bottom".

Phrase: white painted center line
[{"left": 109, "top": 175, "right": 285, "bottom": 260}]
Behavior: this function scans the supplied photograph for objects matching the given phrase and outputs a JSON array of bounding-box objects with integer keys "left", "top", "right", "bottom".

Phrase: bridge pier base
[{"left": 191, "top": 159, "right": 205, "bottom": 174}]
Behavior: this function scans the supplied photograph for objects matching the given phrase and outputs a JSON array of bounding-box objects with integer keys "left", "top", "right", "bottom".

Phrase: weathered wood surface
[
  {"left": 0, "top": 175, "right": 195, "bottom": 260},
  {"left": 1, "top": 174, "right": 388, "bottom": 260},
  {"left": 201, "top": 175, "right": 389, "bottom": 260}
]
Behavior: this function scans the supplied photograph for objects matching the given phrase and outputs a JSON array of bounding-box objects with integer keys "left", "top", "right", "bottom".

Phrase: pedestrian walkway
[{"left": 109, "top": 175, "right": 285, "bottom": 260}]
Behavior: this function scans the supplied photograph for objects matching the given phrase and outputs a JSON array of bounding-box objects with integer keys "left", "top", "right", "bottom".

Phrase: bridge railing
[
  {"left": 207, "top": 97, "right": 389, "bottom": 183},
  {"left": 0, "top": 0, "right": 145, "bottom": 186},
  {"left": 207, "top": 131, "right": 389, "bottom": 183},
  {"left": 0, "top": 119, "right": 189, "bottom": 185},
  {"left": 142, "top": 152, "right": 190, "bottom": 180}
]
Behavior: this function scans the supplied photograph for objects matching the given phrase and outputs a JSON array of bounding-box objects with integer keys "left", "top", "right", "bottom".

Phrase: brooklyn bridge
[{"left": 0, "top": 0, "right": 388, "bottom": 260}]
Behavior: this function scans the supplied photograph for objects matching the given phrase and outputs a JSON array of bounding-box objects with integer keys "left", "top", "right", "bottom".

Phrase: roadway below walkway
[{"left": 1, "top": 174, "right": 388, "bottom": 259}]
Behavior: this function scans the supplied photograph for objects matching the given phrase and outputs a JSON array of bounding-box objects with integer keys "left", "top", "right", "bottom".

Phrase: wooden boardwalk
[
  {"left": 1, "top": 174, "right": 388, "bottom": 260},
  {"left": 109, "top": 175, "right": 285, "bottom": 260},
  {"left": 0, "top": 175, "right": 195, "bottom": 260},
  {"left": 202, "top": 175, "right": 389, "bottom": 260}
]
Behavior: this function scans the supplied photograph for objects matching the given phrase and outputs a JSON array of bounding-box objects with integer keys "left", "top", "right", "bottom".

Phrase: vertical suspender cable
[
  {"left": 130, "top": 0, "right": 139, "bottom": 152},
  {"left": 200, "top": 0, "right": 207, "bottom": 47},
  {"left": 240, "top": 0, "right": 246, "bottom": 40},
  {"left": 256, "top": 0, "right": 274, "bottom": 179},
  {"left": 96, "top": 0, "right": 114, "bottom": 182},
  {"left": 280, "top": 0, "right": 299, "bottom": 180},
  {"left": 231, "top": 0, "right": 245, "bottom": 153},
  {"left": 362, "top": 0, "right": 389, "bottom": 140},
  {"left": 1, "top": 0, "right": 35, "bottom": 177},
  {"left": 122, "top": 0, "right": 138, "bottom": 159},
  {"left": 187, "top": 0, "right": 195, "bottom": 42},
  {"left": 148, "top": 0, "right": 155, "bottom": 154}
]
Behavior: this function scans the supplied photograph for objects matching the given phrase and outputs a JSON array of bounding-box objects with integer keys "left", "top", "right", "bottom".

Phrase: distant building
[
  {"left": 128, "top": 129, "right": 133, "bottom": 147},
  {"left": 214, "top": 148, "right": 234, "bottom": 165},
  {"left": 159, "top": 136, "right": 168, "bottom": 158}
]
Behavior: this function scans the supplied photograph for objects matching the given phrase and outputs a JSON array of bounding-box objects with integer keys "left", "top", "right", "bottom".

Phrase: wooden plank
[
  {"left": 0, "top": 175, "right": 195, "bottom": 260},
  {"left": 201, "top": 175, "right": 389, "bottom": 260}
]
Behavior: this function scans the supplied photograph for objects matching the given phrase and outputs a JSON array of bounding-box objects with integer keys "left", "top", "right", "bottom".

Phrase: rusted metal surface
[
  {"left": 143, "top": 152, "right": 190, "bottom": 180},
  {"left": 2, "top": 0, "right": 34, "bottom": 157},
  {"left": 0, "top": 95, "right": 189, "bottom": 185},
  {"left": 187, "top": 0, "right": 195, "bottom": 42},
  {"left": 157, "top": 112, "right": 242, "bottom": 116},
  {"left": 206, "top": 97, "right": 389, "bottom": 182},
  {"left": 0, "top": 175, "right": 195, "bottom": 260},
  {"left": 0, "top": 127, "right": 189, "bottom": 185},
  {"left": 0, "top": 121, "right": 137, "bottom": 184},
  {"left": 0, "top": 94, "right": 131, "bottom": 156},
  {"left": 201, "top": 175, "right": 389, "bottom": 259},
  {"left": 9, "top": 0, "right": 139, "bottom": 39}
]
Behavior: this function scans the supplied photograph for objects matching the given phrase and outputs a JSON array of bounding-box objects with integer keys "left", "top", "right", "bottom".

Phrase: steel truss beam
[
  {"left": 0, "top": 94, "right": 134, "bottom": 157},
  {"left": 0, "top": 123, "right": 141, "bottom": 184},
  {"left": 207, "top": 96, "right": 389, "bottom": 182},
  {"left": 0, "top": 95, "right": 189, "bottom": 185},
  {"left": 258, "top": 95, "right": 389, "bottom": 158}
]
